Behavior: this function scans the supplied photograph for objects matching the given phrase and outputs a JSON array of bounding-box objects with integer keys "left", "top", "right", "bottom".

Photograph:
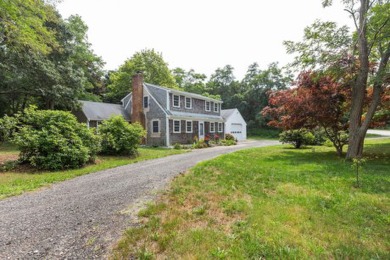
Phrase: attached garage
[{"left": 221, "top": 109, "right": 247, "bottom": 141}]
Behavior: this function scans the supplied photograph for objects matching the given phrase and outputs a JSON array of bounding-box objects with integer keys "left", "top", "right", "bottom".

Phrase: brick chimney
[{"left": 131, "top": 72, "right": 145, "bottom": 128}]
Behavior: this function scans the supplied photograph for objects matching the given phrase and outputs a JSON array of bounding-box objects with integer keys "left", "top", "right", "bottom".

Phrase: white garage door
[{"left": 230, "top": 123, "right": 244, "bottom": 140}]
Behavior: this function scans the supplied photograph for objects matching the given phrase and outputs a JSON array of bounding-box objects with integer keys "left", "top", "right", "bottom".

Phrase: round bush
[
  {"left": 12, "top": 107, "right": 101, "bottom": 170},
  {"left": 279, "top": 129, "right": 314, "bottom": 149},
  {"left": 99, "top": 116, "right": 146, "bottom": 155}
]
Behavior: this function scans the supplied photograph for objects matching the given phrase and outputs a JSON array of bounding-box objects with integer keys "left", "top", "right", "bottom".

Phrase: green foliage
[
  {"left": 99, "top": 116, "right": 146, "bottom": 156},
  {"left": 224, "top": 133, "right": 235, "bottom": 141},
  {"left": 105, "top": 49, "right": 177, "bottom": 102},
  {"left": 221, "top": 139, "right": 236, "bottom": 146},
  {"left": 173, "top": 143, "right": 182, "bottom": 150},
  {"left": 279, "top": 129, "right": 315, "bottom": 149},
  {"left": 11, "top": 107, "right": 100, "bottom": 170},
  {"left": 0, "top": 115, "right": 18, "bottom": 142},
  {"left": 192, "top": 139, "right": 208, "bottom": 149}
]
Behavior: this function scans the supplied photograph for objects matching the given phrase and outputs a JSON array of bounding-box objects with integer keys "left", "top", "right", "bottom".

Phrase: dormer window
[
  {"left": 185, "top": 97, "right": 192, "bottom": 109},
  {"left": 173, "top": 95, "right": 180, "bottom": 108},
  {"left": 143, "top": 96, "right": 149, "bottom": 108},
  {"left": 205, "top": 101, "right": 211, "bottom": 111},
  {"left": 214, "top": 103, "right": 219, "bottom": 112}
]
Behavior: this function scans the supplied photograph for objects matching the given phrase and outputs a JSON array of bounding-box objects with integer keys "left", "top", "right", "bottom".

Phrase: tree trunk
[{"left": 346, "top": 0, "right": 370, "bottom": 159}]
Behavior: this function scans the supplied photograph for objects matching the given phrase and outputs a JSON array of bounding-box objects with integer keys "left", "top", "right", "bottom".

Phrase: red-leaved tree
[{"left": 262, "top": 71, "right": 351, "bottom": 156}]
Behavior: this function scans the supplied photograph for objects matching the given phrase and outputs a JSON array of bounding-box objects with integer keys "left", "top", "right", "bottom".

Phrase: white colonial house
[{"left": 221, "top": 108, "right": 247, "bottom": 141}]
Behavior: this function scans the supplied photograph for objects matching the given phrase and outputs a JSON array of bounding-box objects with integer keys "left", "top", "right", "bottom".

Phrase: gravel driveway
[{"left": 0, "top": 140, "right": 278, "bottom": 259}]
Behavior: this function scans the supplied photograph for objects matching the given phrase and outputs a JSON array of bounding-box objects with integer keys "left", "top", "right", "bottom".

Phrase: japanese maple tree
[{"left": 262, "top": 71, "right": 350, "bottom": 156}]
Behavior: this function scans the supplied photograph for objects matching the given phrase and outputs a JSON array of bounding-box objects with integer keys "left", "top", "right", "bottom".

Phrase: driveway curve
[{"left": 0, "top": 140, "right": 278, "bottom": 259}]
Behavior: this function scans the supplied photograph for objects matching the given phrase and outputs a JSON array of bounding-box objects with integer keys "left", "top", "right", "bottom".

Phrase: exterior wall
[
  {"left": 169, "top": 93, "right": 221, "bottom": 116},
  {"left": 225, "top": 112, "right": 247, "bottom": 141},
  {"left": 122, "top": 94, "right": 132, "bottom": 116},
  {"left": 145, "top": 96, "right": 168, "bottom": 146},
  {"left": 146, "top": 84, "right": 168, "bottom": 109},
  {"left": 169, "top": 120, "right": 224, "bottom": 145}
]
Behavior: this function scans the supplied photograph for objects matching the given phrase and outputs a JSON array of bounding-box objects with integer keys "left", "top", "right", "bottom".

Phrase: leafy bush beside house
[
  {"left": 99, "top": 116, "right": 146, "bottom": 156},
  {"left": 12, "top": 107, "right": 101, "bottom": 170}
]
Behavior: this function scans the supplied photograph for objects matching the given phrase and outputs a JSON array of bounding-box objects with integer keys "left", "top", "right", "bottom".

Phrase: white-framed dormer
[
  {"left": 214, "top": 102, "right": 219, "bottom": 112},
  {"left": 173, "top": 119, "right": 181, "bottom": 133},
  {"left": 185, "top": 97, "right": 192, "bottom": 109},
  {"left": 205, "top": 101, "right": 211, "bottom": 111},
  {"left": 186, "top": 120, "right": 193, "bottom": 133},
  {"left": 210, "top": 122, "right": 215, "bottom": 133},
  {"left": 173, "top": 94, "right": 180, "bottom": 108}
]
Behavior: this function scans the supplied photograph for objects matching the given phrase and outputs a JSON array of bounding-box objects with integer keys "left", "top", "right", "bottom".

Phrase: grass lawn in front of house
[
  {"left": 0, "top": 145, "right": 186, "bottom": 199},
  {"left": 113, "top": 138, "right": 390, "bottom": 259}
]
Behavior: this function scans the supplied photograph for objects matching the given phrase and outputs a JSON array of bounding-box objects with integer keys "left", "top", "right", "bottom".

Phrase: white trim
[
  {"left": 173, "top": 120, "right": 181, "bottom": 133},
  {"left": 166, "top": 117, "right": 170, "bottom": 146},
  {"left": 198, "top": 121, "right": 205, "bottom": 140},
  {"left": 151, "top": 119, "right": 160, "bottom": 133},
  {"left": 185, "top": 97, "right": 192, "bottom": 109},
  {"left": 205, "top": 101, "right": 211, "bottom": 111},
  {"left": 218, "top": 122, "right": 223, "bottom": 133},
  {"left": 173, "top": 94, "right": 180, "bottom": 108},
  {"left": 186, "top": 120, "right": 193, "bottom": 133},
  {"left": 214, "top": 103, "right": 219, "bottom": 112},
  {"left": 123, "top": 93, "right": 132, "bottom": 111},
  {"left": 210, "top": 122, "right": 215, "bottom": 133},
  {"left": 143, "top": 96, "right": 149, "bottom": 108}
]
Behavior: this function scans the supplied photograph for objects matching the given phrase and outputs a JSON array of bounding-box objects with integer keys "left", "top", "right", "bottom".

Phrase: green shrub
[
  {"left": 173, "top": 143, "right": 182, "bottom": 150},
  {"left": 225, "top": 133, "right": 235, "bottom": 141},
  {"left": 279, "top": 129, "right": 315, "bottom": 149},
  {"left": 99, "top": 116, "right": 146, "bottom": 155},
  {"left": 310, "top": 127, "right": 327, "bottom": 145},
  {"left": 221, "top": 139, "right": 236, "bottom": 146},
  {"left": 193, "top": 139, "right": 208, "bottom": 149},
  {"left": 12, "top": 107, "right": 101, "bottom": 170},
  {"left": 0, "top": 115, "right": 18, "bottom": 143}
]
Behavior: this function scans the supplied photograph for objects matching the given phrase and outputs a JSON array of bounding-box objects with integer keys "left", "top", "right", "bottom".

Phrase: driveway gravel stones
[{"left": 0, "top": 140, "right": 278, "bottom": 259}]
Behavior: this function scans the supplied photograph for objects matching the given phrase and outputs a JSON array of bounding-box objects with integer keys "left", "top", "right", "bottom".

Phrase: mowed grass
[
  {"left": 113, "top": 139, "right": 390, "bottom": 259},
  {"left": 0, "top": 146, "right": 186, "bottom": 199}
]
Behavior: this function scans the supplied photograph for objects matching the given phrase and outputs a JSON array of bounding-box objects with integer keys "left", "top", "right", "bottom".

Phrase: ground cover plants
[{"left": 113, "top": 138, "right": 390, "bottom": 259}]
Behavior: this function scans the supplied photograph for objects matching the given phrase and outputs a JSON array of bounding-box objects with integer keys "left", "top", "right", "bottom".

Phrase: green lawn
[
  {"left": 113, "top": 139, "right": 390, "bottom": 259},
  {"left": 0, "top": 147, "right": 186, "bottom": 199}
]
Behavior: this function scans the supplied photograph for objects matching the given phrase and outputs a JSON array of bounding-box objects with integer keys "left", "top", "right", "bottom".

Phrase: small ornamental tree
[
  {"left": 262, "top": 71, "right": 350, "bottom": 156},
  {"left": 99, "top": 116, "right": 146, "bottom": 156},
  {"left": 12, "top": 107, "right": 101, "bottom": 170}
]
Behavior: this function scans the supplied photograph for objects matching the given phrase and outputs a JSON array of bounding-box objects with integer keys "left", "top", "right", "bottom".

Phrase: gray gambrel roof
[{"left": 79, "top": 100, "right": 130, "bottom": 121}]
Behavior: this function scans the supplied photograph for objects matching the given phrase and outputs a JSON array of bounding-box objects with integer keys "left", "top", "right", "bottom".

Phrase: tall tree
[
  {"left": 206, "top": 65, "right": 241, "bottom": 108},
  {"left": 105, "top": 49, "right": 177, "bottom": 103},
  {"left": 172, "top": 67, "right": 207, "bottom": 94},
  {"left": 241, "top": 62, "right": 292, "bottom": 128},
  {"left": 285, "top": 0, "right": 390, "bottom": 158}
]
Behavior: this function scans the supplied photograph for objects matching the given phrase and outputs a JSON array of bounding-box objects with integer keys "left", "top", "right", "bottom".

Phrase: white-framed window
[
  {"left": 152, "top": 120, "right": 159, "bottom": 133},
  {"left": 143, "top": 96, "right": 149, "bottom": 108},
  {"left": 186, "top": 120, "right": 193, "bottom": 133},
  {"left": 205, "top": 101, "right": 211, "bottom": 111},
  {"left": 218, "top": 122, "right": 223, "bottom": 132},
  {"left": 173, "top": 95, "right": 180, "bottom": 108},
  {"left": 210, "top": 122, "right": 215, "bottom": 133},
  {"left": 185, "top": 97, "right": 192, "bottom": 109},
  {"left": 173, "top": 120, "right": 181, "bottom": 133},
  {"left": 214, "top": 103, "right": 219, "bottom": 112}
]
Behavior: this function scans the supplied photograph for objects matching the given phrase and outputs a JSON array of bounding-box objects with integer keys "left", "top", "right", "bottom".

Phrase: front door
[{"left": 198, "top": 121, "right": 205, "bottom": 140}]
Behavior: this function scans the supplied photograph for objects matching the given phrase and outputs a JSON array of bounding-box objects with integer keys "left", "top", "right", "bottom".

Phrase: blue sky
[{"left": 58, "top": 0, "right": 354, "bottom": 79}]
